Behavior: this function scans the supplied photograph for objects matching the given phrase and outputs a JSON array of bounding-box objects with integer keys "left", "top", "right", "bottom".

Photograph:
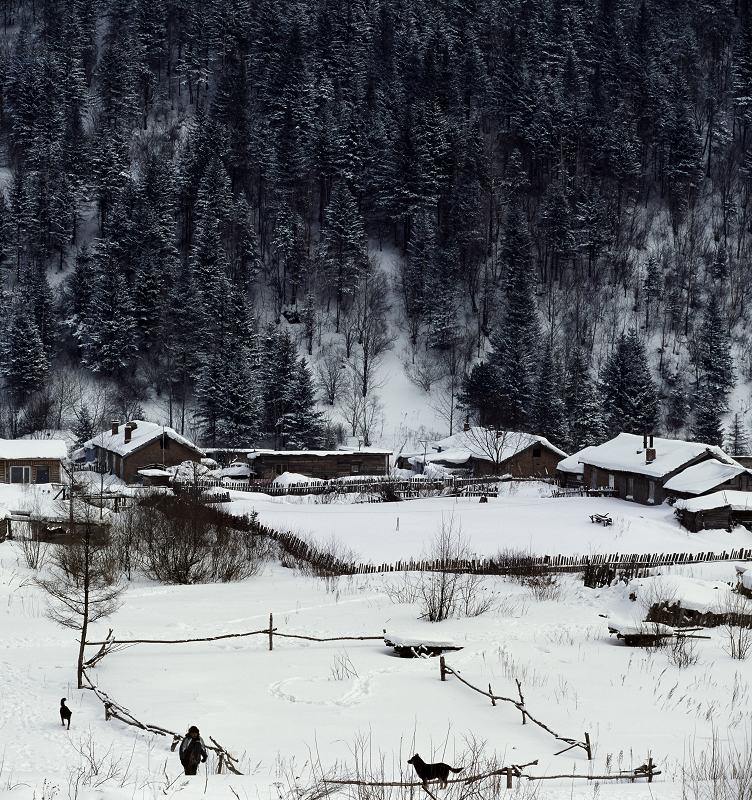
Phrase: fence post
[
  {"left": 269, "top": 613, "right": 273, "bottom": 651},
  {"left": 584, "top": 732, "right": 592, "bottom": 760},
  {"left": 646, "top": 756, "right": 653, "bottom": 783},
  {"left": 439, "top": 656, "right": 446, "bottom": 681},
  {"left": 505, "top": 767, "right": 512, "bottom": 789}
]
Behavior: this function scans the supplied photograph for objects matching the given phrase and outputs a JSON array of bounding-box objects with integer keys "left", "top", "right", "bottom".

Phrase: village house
[
  {"left": 580, "top": 433, "right": 740, "bottom": 506},
  {"left": 405, "top": 427, "right": 566, "bottom": 477},
  {"left": 0, "top": 439, "right": 67, "bottom": 484},
  {"left": 81, "top": 421, "right": 204, "bottom": 483},
  {"left": 246, "top": 448, "right": 392, "bottom": 480}
]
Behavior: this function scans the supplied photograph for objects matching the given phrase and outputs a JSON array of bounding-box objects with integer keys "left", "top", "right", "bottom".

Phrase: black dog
[
  {"left": 407, "top": 754, "right": 463, "bottom": 789},
  {"left": 60, "top": 698, "right": 72, "bottom": 729}
]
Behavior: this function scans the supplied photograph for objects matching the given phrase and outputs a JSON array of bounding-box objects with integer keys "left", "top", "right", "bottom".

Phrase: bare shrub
[
  {"left": 682, "top": 724, "right": 752, "bottom": 800},
  {"left": 457, "top": 573, "right": 497, "bottom": 617},
  {"left": 524, "top": 573, "right": 562, "bottom": 602},
  {"left": 723, "top": 594, "right": 752, "bottom": 660},
  {"left": 666, "top": 634, "right": 699, "bottom": 668},
  {"left": 16, "top": 536, "right": 49, "bottom": 571},
  {"left": 330, "top": 651, "right": 358, "bottom": 681},
  {"left": 418, "top": 516, "right": 466, "bottom": 622},
  {"left": 384, "top": 572, "right": 422, "bottom": 605},
  {"left": 137, "top": 497, "right": 266, "bottom": 584}
]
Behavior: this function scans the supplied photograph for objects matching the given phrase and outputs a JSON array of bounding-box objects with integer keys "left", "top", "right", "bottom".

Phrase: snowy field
[
  {"left": 224, "top": 483, "right": 752, "bottom": 563},
  {"left": 3, "top": 530, "right": 752, "bottom": 800}
]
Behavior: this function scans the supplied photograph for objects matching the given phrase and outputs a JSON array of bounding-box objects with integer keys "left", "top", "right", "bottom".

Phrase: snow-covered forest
[{"left": 1, "top": 0, "right": 751, "bottom": 450}]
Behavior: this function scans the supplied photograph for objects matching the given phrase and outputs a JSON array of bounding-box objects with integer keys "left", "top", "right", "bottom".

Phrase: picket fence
[
  {"left": 174, "top": 475, "right": 516, "bottom": 498},
  {"left": 253, "top": 520, "right": 752, "bottom": 577}
]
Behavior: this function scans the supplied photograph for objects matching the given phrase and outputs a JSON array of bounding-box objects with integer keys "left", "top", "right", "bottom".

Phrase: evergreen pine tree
[
  {"left": 726, "top": 413, "right": 750, "bottom": 456},
  {"left": 532, "top": 342, "right": 569, "bottom": 448},
  {"left": 600, "top": 329, "right": 659, "bottom": 436},
  {"left": 2, "top": 303, "right": 49, "bottom": 406},
  {"left": 564, "top": 349, "right": 608, "bottom": 449}
]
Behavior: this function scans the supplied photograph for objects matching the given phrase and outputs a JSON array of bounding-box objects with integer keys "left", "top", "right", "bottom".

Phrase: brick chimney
[
  {"left": 124, "top": 422, "right": 137, "bottom": 444},
  {"left": 111, "top": 420, "right": 120, "bottom": 436},
  {"left": 646, "top": 434, "right": 656, "bottom": 464}
]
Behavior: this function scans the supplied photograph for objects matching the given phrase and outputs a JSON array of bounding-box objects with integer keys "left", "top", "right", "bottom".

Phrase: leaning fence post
[
  {"left": 439, "top": 656, "right": 446, "bottom": 681},
  {"left": 584, "top": 732, "right": 592, "bottom": 760},
  {"left": 647, "top": 756, "right": 654, "bottom": 783},
  {"left": 269, "top": 613, "right": 273, "bottom": 651}
]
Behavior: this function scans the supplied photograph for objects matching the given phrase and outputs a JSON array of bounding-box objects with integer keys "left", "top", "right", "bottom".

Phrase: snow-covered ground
[
  {"left": 223, "top": 483, "right": 752, "bottom": 563},
  {"left": 3, "top": 527, "right": 752, "bottom": 799}
]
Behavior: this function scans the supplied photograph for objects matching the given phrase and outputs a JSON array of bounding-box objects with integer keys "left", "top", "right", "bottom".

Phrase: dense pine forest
[{"left": 1, "top": 0, "right": 751, "bottom": 452}]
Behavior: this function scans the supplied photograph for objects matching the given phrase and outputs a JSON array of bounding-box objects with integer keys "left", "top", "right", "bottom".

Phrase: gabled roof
[
  {"left": 86, "top": 421, "right": 203, "bottom": 458},
  {"left": 663, "top": 459, "right": 748, "bottom": 495},
  {"left": 0, "top": 439, "right": 68, "bottom": 460},
  {"left": 579, "top": 433, "right": 735, "bottom": 479},
  {"left": 557, "top": 446, "right": 597, "bottom": 475},
  {"left": 412, "top": 427, "right": 567, "bottom": 467}
]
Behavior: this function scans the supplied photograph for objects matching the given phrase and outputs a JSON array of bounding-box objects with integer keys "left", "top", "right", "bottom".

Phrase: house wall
[
  {"left": 0, "top": 458, "right": 62, "bottom": 484},
  {"left": 96, "top": 439, "right": 202, "bottom": 483},
  {"left": 494, "top": 444, "right": 562, "bottom": 477},
  {"left": 251, "top": 452, "right": 390, "bottom": 480},
  {"left": 582, "top": 452, "right": 722, "bottom": 506}
]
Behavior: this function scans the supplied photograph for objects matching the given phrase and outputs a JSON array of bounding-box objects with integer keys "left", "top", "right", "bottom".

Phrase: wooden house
[
  {"left": 247, "top": 448, "right": 392, "bottom": 480},
  {"left": 580, "top": 433, "right": 739, "bottom": 506},
  {"left": 407, "top": 428, "right": 566, "bottom": 477},
  {"left": 82, "top": 421, "right": 204, "bottom": 483},
  {"left": 674, "top": 491, "right": 752, "bottom": 531},
  {"left": 0, "top": 439, "right": 67, "bottom": 484}
]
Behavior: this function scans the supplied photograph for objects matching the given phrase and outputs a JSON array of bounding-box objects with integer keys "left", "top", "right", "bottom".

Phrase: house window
[
  {"left": 532, "top": 445, "right": 542, "bottom": 458},
  {"left": 648, "top": 480, "right": 656, "bottom": 504},
  {"left": 36, "top": 466, "right": 50, "bottom": 484},
  {"left": 10, "top": 466, "right": 31, "bottom": 484},
  {"left": 626, "top": 476, "right": 634, "bottom": 499},
  {"left": 351, "top": 463, "right": 361, "bottom": 474}
]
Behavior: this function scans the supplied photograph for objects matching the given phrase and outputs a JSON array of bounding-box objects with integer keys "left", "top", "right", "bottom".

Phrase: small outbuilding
[
  {"left": 663, "top": 458, "right": 752, "bottom": 499},
  {"left": 674, "top": 490, "right": 752, "bottom": 531},
  {"left": 0, "top": 439, "right": 67, "bottom": 484},
  {"left": 556, "top": 446, "right": 596, "bottom": 488},
  {"left": 247, "top": 448, "right": 392, "bottom": 480}
]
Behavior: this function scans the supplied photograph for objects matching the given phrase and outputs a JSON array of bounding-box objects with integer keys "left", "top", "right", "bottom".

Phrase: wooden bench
[{"left": 589, "top": 513, "right": 613, "bottom": 526}]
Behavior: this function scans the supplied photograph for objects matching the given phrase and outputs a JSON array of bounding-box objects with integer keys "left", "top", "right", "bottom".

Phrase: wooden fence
[
  {"left": 173, "top": 475, "right": 528, "bottom": 499},
  {"left": 254, "top": 519, "right": 752, "bottom": 577}
]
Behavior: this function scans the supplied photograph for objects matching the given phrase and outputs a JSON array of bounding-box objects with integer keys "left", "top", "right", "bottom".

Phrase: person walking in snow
[{"left": 179, "top": 725, "right": 208, "bottom": 775}]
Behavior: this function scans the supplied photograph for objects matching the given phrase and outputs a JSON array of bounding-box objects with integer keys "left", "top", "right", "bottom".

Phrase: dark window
[
  {"left": 36, "top": 466, "right": 50, "bottom": 483},
  {"left": 10, "top": 466, "right": 30, "bottom": 484},
  {"left": 532, "top": 445, "right": 542, "bottom": 458},
  {"left": 275, "top": 464, "right": 283, "bottom": 475},
  {"left": 351, "top": 463, "right": 361, "bottom": 474}
]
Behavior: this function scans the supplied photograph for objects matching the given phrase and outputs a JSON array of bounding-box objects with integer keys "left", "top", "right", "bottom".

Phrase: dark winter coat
[{"left": 179, "top": 735, "right": 208, "bottom": 774}]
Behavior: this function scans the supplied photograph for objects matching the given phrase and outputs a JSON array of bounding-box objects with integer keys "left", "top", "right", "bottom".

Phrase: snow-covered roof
[
  {"left": 137, "top": 468, "right": 172, "bottom": 478},
  {"left": 0, "top": 439, "right": 68, "bottom": 460},
  {"left": 246, "top": 448, "right": 392, "bottom": 460},
  {"left": 20, "top": 429, "right": 76, "bottom": 450},
  {"left": 663, "top": 459, "right": 747, "bottom": 495},
  {"left": 557, "top": 446, "right": 596, "bottom": 475},
  {"left": 85, "top": 421, "right": 203, "bottom": 458},
  {"left": 626, "top": 574, "right": 752, "bottom": 615},
  {"left": 411, "top": 428, "right": 566, "bottom": 467},
  {"left": 674, "top": 490, "right": 752, "bottom": 513},
  {"left": 579, "top": 433, "right": 735, "bottom": 479}
]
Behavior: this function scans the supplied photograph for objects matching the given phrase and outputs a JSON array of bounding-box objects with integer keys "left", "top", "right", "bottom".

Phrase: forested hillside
[{"left": 1, "top": 0, "right": 751, "bottom": 451}]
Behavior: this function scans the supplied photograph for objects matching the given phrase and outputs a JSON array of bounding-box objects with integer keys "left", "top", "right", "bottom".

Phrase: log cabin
[{"left": 0, "top": 439, "right": 67, "bottom": 484}]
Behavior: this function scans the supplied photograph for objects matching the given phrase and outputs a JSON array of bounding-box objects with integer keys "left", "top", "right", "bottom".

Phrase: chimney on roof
[
  {"left": 124, "top": 422, "right": 137, "bottom": 444},
  {"left": 646, "top": 432, "right": 656, "bottom": 463},
  {"left": 111, "top": 420, "right": 120, "bottom": 436}
]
